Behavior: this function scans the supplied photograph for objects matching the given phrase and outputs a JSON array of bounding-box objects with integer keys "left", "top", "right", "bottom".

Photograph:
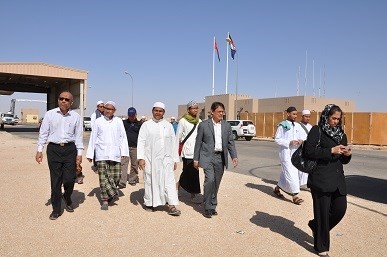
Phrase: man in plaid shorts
[{"left": 86, "top": 101, "right": 129, "bottom": 210}]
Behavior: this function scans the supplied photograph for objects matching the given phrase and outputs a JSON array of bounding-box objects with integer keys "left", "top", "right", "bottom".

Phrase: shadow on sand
[
  {"left": 245, "top": 182, "right": 294, "bottom": 204},
  {"left": 45, "top": 190, "right": 86, "bottom": 211},
  {"left": 250, "top": 211, "right": 315, "bottom": 254},
  {"left": 87, "top": 187, "right": 125, "bottom": 206},
  {"left": 346, "top": 175, "right": 387, "bottom": 204}
]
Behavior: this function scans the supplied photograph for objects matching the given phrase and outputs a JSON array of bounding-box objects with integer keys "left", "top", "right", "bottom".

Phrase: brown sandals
[
  {"left": 292, "top": 197, "right": 304, "bottom": 205},
  {"left": 168, "top": 206, "right": 181, "bottom": 216},
  {"left": 273, "top": 186, "right": 285, "bottom": 198}
]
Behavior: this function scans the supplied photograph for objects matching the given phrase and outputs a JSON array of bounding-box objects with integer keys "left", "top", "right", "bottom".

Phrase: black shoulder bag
[{"left": 291, "top": 127, "right": 321, "bottom": 173}]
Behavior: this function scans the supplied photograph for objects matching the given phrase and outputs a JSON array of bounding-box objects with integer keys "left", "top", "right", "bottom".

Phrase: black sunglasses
[{"left": 59, "top": 97, "right": 71, "bottom": 102}]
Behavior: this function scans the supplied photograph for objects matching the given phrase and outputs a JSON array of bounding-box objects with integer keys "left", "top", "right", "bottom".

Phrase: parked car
[
  {"left": 1, "top": 113, "right": 16, "bottom": 125},
  {"left": 14, "top": 116, "right": 20, "bottom": 124},
  {"left": 227, "top": 120, "right": 256, "bottom": 141},
  {"left": 83, "top": 116, "right": 92, "bottom": 131}
]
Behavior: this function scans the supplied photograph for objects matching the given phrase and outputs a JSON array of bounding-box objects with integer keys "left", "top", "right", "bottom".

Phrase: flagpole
[
  {"left": 212, "top": 36, "right": 215, "bottom": 95},
  {"left": 235, "top": 51, "right": 239, "bottom": 119},
  {"left": 226, "top": 32, "right": 229, "bottom": 94}
]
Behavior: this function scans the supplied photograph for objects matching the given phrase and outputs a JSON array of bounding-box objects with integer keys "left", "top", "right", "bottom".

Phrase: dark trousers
[
  {"left": 46, "top": 143, "right": 77, "bottom": 214},
  {"left": 310, "top": 188, "right": 347, "bottom": 252},
  {"left": 179, "top": 157, "right": 201, "bottom": 194},
  {"left": 203, "top": 153, "right": 224, "bottom": 210}
]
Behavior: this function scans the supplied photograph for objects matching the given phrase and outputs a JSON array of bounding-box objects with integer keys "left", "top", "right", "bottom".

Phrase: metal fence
[{"left": 239, "top": 112, "right": 387, "bottom": 146}]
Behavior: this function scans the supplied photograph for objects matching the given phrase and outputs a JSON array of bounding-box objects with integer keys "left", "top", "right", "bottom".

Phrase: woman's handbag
[
  {"left": 178, "top": 124, "right": 197, "bottom": 156},
  {"left": 291, "top": 128, "right": 321, "bottom": 173}
]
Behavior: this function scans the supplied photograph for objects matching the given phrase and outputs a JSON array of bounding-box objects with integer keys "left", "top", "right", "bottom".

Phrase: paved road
[{"left": 4, "top": 124, "right": 387, "bottom": 204}]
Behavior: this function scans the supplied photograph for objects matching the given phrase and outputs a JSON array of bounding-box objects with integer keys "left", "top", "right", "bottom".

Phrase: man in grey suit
[{"left": 194, "top": 102, "right": 238, "bottom": 218}]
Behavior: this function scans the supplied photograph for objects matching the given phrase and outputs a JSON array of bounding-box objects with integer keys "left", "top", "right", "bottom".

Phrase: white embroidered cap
[
  {"left": 153, "top": 102, "right": 165, "bottom": 110},
  {"left": 105, "top": 101, "right": 116, "bottom": 109},
  {"left": 302, "top": 110, "right": 311, "bottom": 115}
]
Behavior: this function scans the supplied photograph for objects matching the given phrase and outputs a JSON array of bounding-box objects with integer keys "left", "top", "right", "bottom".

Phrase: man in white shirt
[
  {"left": 137, "top": 102, "right": 181, "bottom": 216},
  {"left": 86, "top": 101, "right": 129, "bottom": 210},
  {"left": 298, "top": 109, "right": 313, "bottom": 186},
  {"left": 299, "top": 109, "right": 313, "bottom": 135},
  {"left": 90, "top": 100, "right": 104, "bottom": 128},
  {"left": 176, "top": 100, "right": 201, "bottom": 203},
  {"left": 36, "top": 91, "right": 83, "bottom": 220},
  {"left": 274, "top": 106, "right": 305, "bottom": 205}
]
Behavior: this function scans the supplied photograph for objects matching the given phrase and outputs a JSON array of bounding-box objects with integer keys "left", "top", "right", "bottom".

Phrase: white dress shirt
[
  {"left": 213, "top": 119, "right": 222, "bottom": 151},
  {"left": 37, "top": 107, "right": 83, "bottom": 155}
]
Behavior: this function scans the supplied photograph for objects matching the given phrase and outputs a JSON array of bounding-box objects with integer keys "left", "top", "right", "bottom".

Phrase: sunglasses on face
[
  {"left": 58, "top": 97, "right": 71, "bottom": 102},
  {"left": 104, "top": 107, "right": 115, "bottom": 111}
]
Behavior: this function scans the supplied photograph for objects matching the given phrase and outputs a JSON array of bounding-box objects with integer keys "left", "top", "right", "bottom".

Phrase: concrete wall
[
  {"left": 258, "top": 96, "right": 355, "bottom": 113},
  {"left": 178, "top": 94, "right": 356, "bottom": 121},
  {"left": 21, "top": 108, "right": 39, "bottom": 123}
]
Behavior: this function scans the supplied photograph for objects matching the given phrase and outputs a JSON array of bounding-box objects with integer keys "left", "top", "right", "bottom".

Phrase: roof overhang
[{"left": 0, "top": 62, "right": 88, "bottom": 95}]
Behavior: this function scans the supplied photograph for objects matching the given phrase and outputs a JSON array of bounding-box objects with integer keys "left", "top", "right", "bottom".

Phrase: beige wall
[
  {"left": 26, "top": 115, "right": 39, "bottom": 123},
  {"left": 21, "top": 108, "right": 39, "bottom": 123},
  {"left": 178, "top": 94, "right": 356, "bottom": 121},
  {"left": 258, "top": 96, "right": 355, "bottom": 113}
]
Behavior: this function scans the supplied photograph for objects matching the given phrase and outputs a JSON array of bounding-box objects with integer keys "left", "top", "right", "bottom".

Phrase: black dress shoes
[
  {"left": 203, "top": 210, "right": 212, "bottom": 218},
  {"left": 211, "top": 210, "right": 218, "bottom": 216},
  {"left": 49, "top": 212, "right": 60, "bottom": 220},
  {"left": 62, "top": 195, "right": 74, "bottom": 212}
]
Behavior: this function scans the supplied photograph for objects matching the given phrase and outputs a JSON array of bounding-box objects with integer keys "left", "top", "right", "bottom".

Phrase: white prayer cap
[
  {"left": 171, "top": 116, "right": 176, "bottom": 120},
  {"left": 187, "top": 100, "right": 198, "bottom": 109},
  {"left": 153, "top": 101, "right": 165, "bottom": 110},
  {"left": 96, "top": 100, "right": 104, "bottom": 105},
  {"left": 302, "top": 109, "right": 311, "bottom": 115},
  {"left": 105, "top": 101, "right": 116, "bottom": 109}
]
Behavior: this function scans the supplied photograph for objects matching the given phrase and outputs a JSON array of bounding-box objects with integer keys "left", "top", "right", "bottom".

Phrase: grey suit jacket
[{"left": 193, "top": 119, "right": 237, "bottom": 169}]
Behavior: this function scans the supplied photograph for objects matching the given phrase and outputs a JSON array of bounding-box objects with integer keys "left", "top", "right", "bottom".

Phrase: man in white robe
[
  {"left": 137, "top": 102, "right": 181, "bottom": 216},
  {"left": 86, "top": 101, "right": 129, "bottom": 210},
  {"left": 274, "top": 106, "right": 305, "bottom": 205},
  {"left": 298, "top": 109, "right": 313, "bottom": 186}
]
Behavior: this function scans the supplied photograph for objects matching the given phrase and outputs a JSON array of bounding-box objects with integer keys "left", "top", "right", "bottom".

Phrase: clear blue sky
[{"left": 1, "top": 0, "right": 386, "bottom": 117}]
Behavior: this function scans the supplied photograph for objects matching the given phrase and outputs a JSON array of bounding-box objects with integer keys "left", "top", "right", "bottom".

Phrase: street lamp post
[{"left": 124, "top": 71, "right": 134, "bottom": 107}]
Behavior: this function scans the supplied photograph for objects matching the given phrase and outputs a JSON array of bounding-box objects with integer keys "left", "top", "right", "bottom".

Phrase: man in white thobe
[
  {"left": 274, "top": 106, "right": 305, "bottom": 205},
  {"left": 86, "top": 101, "right": 129, "bottom": 210},
  {"left": 137, "top": 102, "right": 181, "bottom": 216},
  {"left": 298, "top": 109, "right": 313, "bottom": 186}
]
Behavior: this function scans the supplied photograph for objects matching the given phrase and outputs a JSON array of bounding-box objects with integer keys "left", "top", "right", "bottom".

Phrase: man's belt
[
  {"left": 49, "top": 142, "right": 75, "bottom": 147},
  {"left": 214, "top": 151, "right": 223, "bottom": 154}
]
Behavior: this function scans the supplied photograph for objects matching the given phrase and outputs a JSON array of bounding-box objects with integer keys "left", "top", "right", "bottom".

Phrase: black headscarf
[{"left": 318, "top": 104, "right": 344, "bottom": 144}]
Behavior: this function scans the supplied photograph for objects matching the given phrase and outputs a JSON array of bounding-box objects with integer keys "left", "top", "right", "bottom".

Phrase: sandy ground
[{"left": 0, "top": 131, "right": 386, "bottom": 257}]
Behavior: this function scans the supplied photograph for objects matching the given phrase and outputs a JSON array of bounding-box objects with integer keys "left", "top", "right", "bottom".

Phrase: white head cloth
[
  {"left": 105, "top": 101, "right": 116, "bottom": 109},
  {"left": 153, "top": 102, "right": 165, "bottom": 110}
]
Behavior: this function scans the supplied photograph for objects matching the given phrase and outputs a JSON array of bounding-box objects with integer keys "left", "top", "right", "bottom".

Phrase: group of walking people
[{"left": 35, "top": 90, "right": 351, "bottom": 256}]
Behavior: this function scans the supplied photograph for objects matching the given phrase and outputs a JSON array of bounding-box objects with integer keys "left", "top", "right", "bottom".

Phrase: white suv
[
  {"left": 227, "top": 120, "right": 256, "bottom": 141},
  {"left": 83, "top": 117, "right": 92, "bottom": 131}
]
